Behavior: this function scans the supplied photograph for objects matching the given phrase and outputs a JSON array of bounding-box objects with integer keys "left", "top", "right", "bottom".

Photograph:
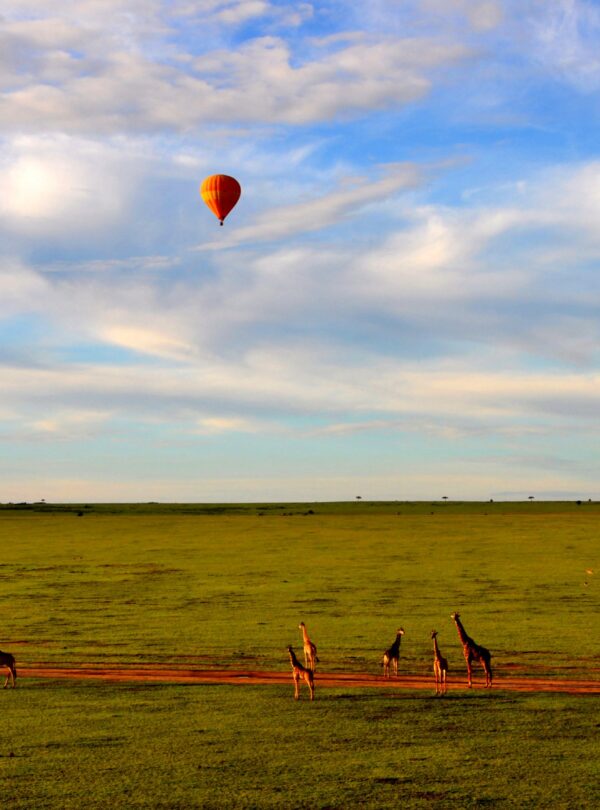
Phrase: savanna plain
[{"left": 0, "top": 501, "right": 598, "bottom": 808}]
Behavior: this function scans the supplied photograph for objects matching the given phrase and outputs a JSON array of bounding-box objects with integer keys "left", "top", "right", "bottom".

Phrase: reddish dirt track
[{"left": 19, "top": 666, "right": 600, "bottom": 694}]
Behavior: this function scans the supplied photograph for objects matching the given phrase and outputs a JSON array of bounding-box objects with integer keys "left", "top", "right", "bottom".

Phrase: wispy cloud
[
  {"left": 199, "top": 163, "right": 422, "bottom": 247},
  {"left": 0, "top": 6, "right": 470, "bottom": 133},
  {"left": 528, "top": 0, "right": 600, "bottom": 91},
  {"left": 1, "top": 352, "right": 599, "bottom": 440}
]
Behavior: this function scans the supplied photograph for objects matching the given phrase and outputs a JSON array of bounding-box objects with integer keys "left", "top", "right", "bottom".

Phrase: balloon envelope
[{"left": 200, "top": 174, "right": 241, "bottom": 224}]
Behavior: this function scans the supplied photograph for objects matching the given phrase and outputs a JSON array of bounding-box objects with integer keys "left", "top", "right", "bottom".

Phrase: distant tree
[
  {"left": 356, "top": 496, "right": 362, "bottom": 500},
  {"left": 528, "top": 496, "right": 535, "bottom": 501},
  {"left": 442, "top": 496, "right": 448, "bottom": 502}
]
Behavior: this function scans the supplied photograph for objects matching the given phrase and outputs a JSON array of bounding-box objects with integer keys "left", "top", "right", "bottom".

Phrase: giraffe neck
[
  {"left": 289, "top": 650, "right": 301, "bottom": 668},
  {"left": 302, "top": 627, "right": 310, "bottom": 644},
  {"left": 433, "top": 637, "right": 441, "bottom": 659},
  {"left": 454, "top": 617, "right": 471, "bottom": 646}
]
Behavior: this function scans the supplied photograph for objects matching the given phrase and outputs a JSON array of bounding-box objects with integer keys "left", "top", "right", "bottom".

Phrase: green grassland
[
  {"left": 2, "top": 681, "right": 598, "bottom": 809},
  {"left": 0, "top": 501, "right": 598, "bottom": 807},
  {"left": 1, "top": 501, "right": 598, "bottom": 672}
]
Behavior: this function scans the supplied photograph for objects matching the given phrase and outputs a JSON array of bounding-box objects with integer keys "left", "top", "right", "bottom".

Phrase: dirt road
[{"left": 19, "top": 666, "right": 600, "bottom": 694}]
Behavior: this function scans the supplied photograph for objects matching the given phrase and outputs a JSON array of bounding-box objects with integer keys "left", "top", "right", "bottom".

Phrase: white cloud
[
  {"left": 100, "top": 325, "right": 194, "bottom": 361},
  {"left": 41, "top": 255, "right": 181, "bottom": 274},
  {"left": 444, "top": 0, "right": 504, "bottom": 31},
  {"left": 191, "top": 35, "right": 467, "bottom": 126},
  {"left": 0, "top": 135, "right": 142, "bottom": 237},
  {"left": 352, "top": 204, "right": 529, "bottom": 311},
  {"left": 194, "top": 414, "right": 263, "bottom": 434},
  {"left": 465, "top": 0, "right": 504, "bottom": 31},
  {"left": 526, "top": 0, "right": 600, "bottom": 91},
  {"left": 215, "top": 1, "right": 271, "bottom": 25},
  {"left": 0, "top": 259, "right": 50, "bottom": 316},
  {"left": 27, "top": 408, "right": 113, "bottom": 440},
  {"left": 0, "top": 10, "right": 470, "bottom": 133},
  {"left": 171, "top": 0, "right": 312, "bottom": 28},
  {"left": 347, "top": 0, "right": 504, "bottom": 35},
  {"left": 1, "top": 351, "right": 599, "bottom": 436}
]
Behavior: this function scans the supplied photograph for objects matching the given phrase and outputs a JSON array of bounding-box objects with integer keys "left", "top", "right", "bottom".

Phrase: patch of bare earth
[{"left": 19, "top": 666, "right": 600, "bottom": 694}]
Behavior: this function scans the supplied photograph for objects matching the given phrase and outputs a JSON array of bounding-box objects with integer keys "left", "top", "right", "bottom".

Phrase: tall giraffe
[
  {"left": 287, "top": 646, "right": 315, "bottom": 701},
  {"left": 298, "top": 622, "right": 319, "bottom": 671},
  {"left": 450, "top": 612, "right": 492, "bottom": 688},
  {"left": 381, "top": 628, "right": 404, "bottom": 678},
  {"left": 431, "top": 630, "right": 448, "bottom": 695}
]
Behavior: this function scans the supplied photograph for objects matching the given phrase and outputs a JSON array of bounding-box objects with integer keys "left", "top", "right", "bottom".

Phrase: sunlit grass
[
  {"left": 1, "top": 680, "right": 598, "bottom": 809},
  {"left": 1, "top": 504, "right": 598, "bottom": 676},
  {"left": 1, "top": 502, "right": 598, "bottom": 807}
]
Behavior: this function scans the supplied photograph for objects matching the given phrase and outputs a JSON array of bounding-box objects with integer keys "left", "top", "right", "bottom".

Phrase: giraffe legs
[
  {"left": 434, "top": 665, "right": 447, "bottom": 696},
  {"left": 292, "top": 669, "right": 314, "bottom": 700},
  {"left": 440, "top": 669, "right": 447, "bottom": 695},
  {"left": 3, "top": 666, "right": 15, "bottom": 688},
  {"left": 307, "top": 674, "right": 315, "bottom": 701},
  {"left": 465, "top": 654, "right": 494, "bottom": 688}
]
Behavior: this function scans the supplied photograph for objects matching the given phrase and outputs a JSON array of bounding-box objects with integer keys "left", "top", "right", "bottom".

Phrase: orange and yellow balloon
[{"left": 200, "top": 174, "right": 241, "bottom": 225}]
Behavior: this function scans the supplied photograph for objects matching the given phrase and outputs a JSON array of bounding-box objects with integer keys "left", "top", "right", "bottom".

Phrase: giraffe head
[
  {"left": 450, "top": 612, "right": 460, "bottom": 621},
  {"left": 431, "top": 630, "right": 438, "bottom": 639},
  {"left": 299, "top": 622, "right": 306, "bottom": 630},
  {"left": 397, "top": 628, "right": 405, "bottom": 636}
]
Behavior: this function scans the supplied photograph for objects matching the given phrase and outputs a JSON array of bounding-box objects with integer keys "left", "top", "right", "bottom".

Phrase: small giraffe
[
  {"left": 431, "top": 630, "right": 448, "bottom": 695},
  {"left": 0, "top": 650, "right": 16, "bottom": 688},
  {"left": 298, "top": 622, "right": 319, "bottom": 671},
  {"left": 451, "top": 612, "right": 492, "bottom": 688},
  {"left": 381, "top": 628, "right": 404, "bottom": 678},
  {"left": 287, "top": 646, "right": 315, "bottom": 701}
]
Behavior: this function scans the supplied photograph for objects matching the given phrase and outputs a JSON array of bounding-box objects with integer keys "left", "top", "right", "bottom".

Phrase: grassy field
[
  {"left": 1, "top": 501, "right": 598, "bottom": 673},
  {"left": 0, "top": 501, "right": 598, "bottom": 807},
  {"left": 2, "top": 680, "right": 598, "bottom": 809}
]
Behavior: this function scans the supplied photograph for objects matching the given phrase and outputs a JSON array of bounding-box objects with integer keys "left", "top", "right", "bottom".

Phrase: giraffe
[
  {"left": 287, "top": 646, "right": 315, "bottom": 701},
  {"left": 0, "top": 650, "right": 16, "bottom": 688},
  {"left": 381, "top": 628, "right": 404, "bottom": 678},
  {"left": 431, "top": 630, "right": 448, "bottom": 695},
  {"left": 298, "top": 622, "right": 319, "bottom": 671},
  {"left": 450, "top": 612, "right": 492, "bottom": 688}
]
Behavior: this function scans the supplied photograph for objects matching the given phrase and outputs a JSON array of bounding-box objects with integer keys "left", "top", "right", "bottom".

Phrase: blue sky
[{"left": 1, "top": 0, "right": 599, "bottom": 501}]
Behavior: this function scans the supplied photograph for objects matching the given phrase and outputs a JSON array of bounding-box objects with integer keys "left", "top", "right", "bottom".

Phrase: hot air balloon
[{"left": 200, "top": 174, "right": 241, "bottom": 225}]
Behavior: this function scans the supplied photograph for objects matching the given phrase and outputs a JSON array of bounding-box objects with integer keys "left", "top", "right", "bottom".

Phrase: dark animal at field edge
[{"left": 0, "top": 650, "right": 16, "bottom": 688}]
